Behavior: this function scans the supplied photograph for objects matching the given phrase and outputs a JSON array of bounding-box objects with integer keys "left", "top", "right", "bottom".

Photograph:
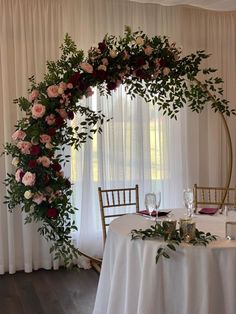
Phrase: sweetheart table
[{"left": 93, "top": 209, "right": 236, "bottom": 314}]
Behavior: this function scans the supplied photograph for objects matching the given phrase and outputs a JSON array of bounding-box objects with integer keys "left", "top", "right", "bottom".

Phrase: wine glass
[
  {"left": 183, "top": 188, "right": 194, "bottom": 217},
  {"left": 155, "top": 191, "right": 161, "bottom": 220},
  {"left": 145, "top": 193, "right": 156, "bottom": 218}
]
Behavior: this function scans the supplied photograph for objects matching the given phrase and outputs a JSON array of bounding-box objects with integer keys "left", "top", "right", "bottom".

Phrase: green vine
[{"left": 131, "top": 221, "right": 217, "bottom": 263}]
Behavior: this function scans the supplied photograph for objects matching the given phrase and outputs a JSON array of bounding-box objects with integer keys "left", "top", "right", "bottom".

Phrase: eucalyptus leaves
[
  {"left": 3, "top": 26, "right": 231, "bottom": 267},
  {"left": 131, "top": 221, "right": 217, "bottom": 263}
]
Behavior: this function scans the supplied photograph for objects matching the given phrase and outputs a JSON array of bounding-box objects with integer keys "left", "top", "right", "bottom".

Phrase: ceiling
[{"left": 129, "top": 0, "right": 236, "bottom": 11}]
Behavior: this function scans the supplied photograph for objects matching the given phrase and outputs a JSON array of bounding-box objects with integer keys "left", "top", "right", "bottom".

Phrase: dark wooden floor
[{"left": 0, "top": 268, "right": 99, "bottom": 314}]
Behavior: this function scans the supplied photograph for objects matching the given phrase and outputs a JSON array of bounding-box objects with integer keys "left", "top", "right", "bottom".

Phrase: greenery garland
[
  {"left": 131, "top": 221, "right": 217, "bottom": 263},
  {"left": 3, "top": 26, "right": 234, "bottom": 266}
]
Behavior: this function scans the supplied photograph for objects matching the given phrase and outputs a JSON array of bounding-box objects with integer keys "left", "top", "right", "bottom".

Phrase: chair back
[
  {"left": 98, "top": 185, "right": 140, "bottom": 244},
  {"left": 193, "top": 184, "right": 236, "bottom": 211}
]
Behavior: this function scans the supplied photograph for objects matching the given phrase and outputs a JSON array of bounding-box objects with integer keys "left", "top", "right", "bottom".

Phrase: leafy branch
[{"left": 131, "top": 221, "right": 217, "bottom": 263}]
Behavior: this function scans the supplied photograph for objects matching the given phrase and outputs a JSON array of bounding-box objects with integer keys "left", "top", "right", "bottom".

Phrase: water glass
[
  {"left": 145, "top": 193, "right": 156, "bottom": 217},
  {"left": 183, "top": 188, "right": 194, "bottom": 217}
]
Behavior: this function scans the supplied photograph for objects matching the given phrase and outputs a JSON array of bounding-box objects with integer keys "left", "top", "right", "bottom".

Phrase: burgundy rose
[
  {"left": 64, "top": 179, "right": 71, "bottom": 188},
  {"left": 107, "top": 81, "right": 117, "bottom": 91},
  {"left": 78, "top": 81, "right": 88, "bottom": 92},
  {"left": 30, "top": 145, "right": 41, "bottom": 156},
  {"left": 136, "top": 56, "right": 146, "bottom": 67},
  {"left": 47, "top": 128, "right": 56, "bottom": 136},
  {"left": 98, "top": 41, "right": 107, "bottom": 53},
  {"left": 94, "top": 70, "right": 107, "bottom": 81},
  {"left": 159, "top": 59, "right": 166, "bottom": 67},
  {"left": 51, "top": 163, "right": 61, "bottom": 172},
  {"left": 55, "top": 116, "right": 64, "bottom": 127},
  {"left": 28, "top": 160, "right": 37, "bottom": 168},
  {"left": 68, "top": 72, "right": 81, "bottom": 86},
  {"left": 46, "top": 208, "right": 58, "bottom": 219},
  {"left": 67, "top": 111, "right": 74, "bottom": 120}
]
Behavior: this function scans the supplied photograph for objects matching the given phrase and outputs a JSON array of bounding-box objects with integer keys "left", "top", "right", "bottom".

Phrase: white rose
[
  {"left": 109, "top": 49, "right": 117, "bottom": 58},
  {"left": 12, "top": 157, "right": 19, "bottom": 167},
  {"left": 136, "top": 36, "right": 144, "bottom": 46},
  {"left": 24, "top": 190, "right": 33, "bottom": 199}
]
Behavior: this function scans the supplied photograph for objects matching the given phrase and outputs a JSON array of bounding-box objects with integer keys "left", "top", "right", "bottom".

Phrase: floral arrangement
[{"left": 3, "top": 26, "right": 234, "bottom": 266}]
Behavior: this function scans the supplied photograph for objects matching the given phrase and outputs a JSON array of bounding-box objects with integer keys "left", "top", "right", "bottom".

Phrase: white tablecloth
[{"left": 93, "top": 209, "right": 236, "bottom": 314}]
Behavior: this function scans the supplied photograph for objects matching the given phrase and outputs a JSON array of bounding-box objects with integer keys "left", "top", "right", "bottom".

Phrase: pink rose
[
  {"left": 29, "top": 89, "right": 39, "bottom": 102},
  {"left": 15, "top": 168, "right": 24, "bottom": 182},
  {"left": 59, "top": 82, "right": 67, "bottom": 90},
  {"left": 45, "top": 114, "right": 56, "bottom": 125},
  {"left": 85, "top": 87, "right": 94, "bottom": 97},
  {"left": 31, "top": 103, "right": 46, "bottom": 119},
  {"left": 144, "top": 46, "right": 153, "bottom": 56},
  {"left": 12, "top": 130, "right": 26, "bottom": 141},
  {"left": 102, "top": 58, "right": 109, "bottom": 66},
  {"left": 67, "top": 83, "right": 73, "bottom": 89},
  {"left": 33, "top": 193, "right": 46, "bottom": 205},
  {"left": 37, "top": 156, "right": 51, "bottom": 168},
  {"left": 17, "top": 141, "right": 32, "bottom": 154},
  {"left": 22, "top": 171, "right": 36, "bottom": 186},
  {"left": 80, "top": 62, "right": 93, "bottom": 73},
  {"left": 47, "top": 85, "right": 59, "bottom": 98},
  {"left": 56, "top": 108, "right": 68, "bottom": 119},
  {"left": 40, "top": 134, "right": 51, "bottom": 144}
]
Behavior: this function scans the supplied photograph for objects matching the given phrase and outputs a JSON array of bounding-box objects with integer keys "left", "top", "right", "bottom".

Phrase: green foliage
[{"left": 131, "top": 221, "right": 217, "bottom": 263}]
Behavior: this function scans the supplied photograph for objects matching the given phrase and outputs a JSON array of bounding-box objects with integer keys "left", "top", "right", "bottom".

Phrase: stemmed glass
[
  {"left": 183, "top": 188, "right": 194, "bottom": 217},
  {"left": 145, "top": 193, "right": 156, "bottom": 218},
  {"left": 155, "top": 191, "right": 161, "bottom": 220}
]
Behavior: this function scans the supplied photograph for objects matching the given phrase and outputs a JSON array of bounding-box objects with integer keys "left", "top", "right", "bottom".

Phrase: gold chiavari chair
[
  {"left": 193, "top": 184, "right": 236, "bottom": 213},
  {"left": 98, "top": 185, "right": 140, "bottom": 245}
]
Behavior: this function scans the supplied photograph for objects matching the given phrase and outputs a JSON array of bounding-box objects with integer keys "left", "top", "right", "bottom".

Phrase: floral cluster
[{"left": 3, "top": 27, "right": 234, "bottom": 266}]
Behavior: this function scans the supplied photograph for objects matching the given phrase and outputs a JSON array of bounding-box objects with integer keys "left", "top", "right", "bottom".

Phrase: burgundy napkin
[
  {"left": 138, "top": 210, "right": 170, "bottom": 217},
  {"left": 198, "top": 207, "right": 218, "bottom": 215}
]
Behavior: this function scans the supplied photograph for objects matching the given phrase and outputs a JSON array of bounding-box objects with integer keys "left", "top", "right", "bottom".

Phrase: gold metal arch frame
[{"left": 194, "top": 78, "right": 233, "bottom": 205}]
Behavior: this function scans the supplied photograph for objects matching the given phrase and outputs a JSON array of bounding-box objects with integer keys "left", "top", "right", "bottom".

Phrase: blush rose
[
  {"left": 31, "top": 103, "right": 46, "bottom": 119},
  {"left": 22, "top": 171, "right": 36, "bottom": 186},
  {"left": 12, "top": 130, "right": 26, "bottom": 141}
]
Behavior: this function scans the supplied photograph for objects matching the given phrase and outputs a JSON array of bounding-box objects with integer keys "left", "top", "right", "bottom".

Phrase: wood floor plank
[
  {"left": 31, "top": 270, "right": 66, "bottom": 314},
  {"left": 0, "top": 268, "right": 99, "bottom": 314},
  {"left": 13, "top": 272, "right": 46, "bottom": 314}
]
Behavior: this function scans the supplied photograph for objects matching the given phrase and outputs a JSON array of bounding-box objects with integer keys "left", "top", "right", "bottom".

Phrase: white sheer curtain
[{"left": 0, "top": 0, "right": 236, "bottom": 272}]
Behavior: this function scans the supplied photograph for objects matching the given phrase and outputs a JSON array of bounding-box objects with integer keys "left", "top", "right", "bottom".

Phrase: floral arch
[{"left": 4, "top": 27, "right": 234, "bottom": 266}]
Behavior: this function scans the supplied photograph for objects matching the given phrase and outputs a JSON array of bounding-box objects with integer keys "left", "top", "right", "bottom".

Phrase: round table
[{"left": 93, "top": 209, "right": 236, "bottom": 314}]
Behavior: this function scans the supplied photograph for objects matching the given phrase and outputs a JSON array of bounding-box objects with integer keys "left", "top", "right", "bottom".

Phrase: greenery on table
[
  {"left": 131, "top": 221, "right": 217, "bottom": 263},
  {"left": 3, "top": 25, "right": 231, "bottom": 267}
]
